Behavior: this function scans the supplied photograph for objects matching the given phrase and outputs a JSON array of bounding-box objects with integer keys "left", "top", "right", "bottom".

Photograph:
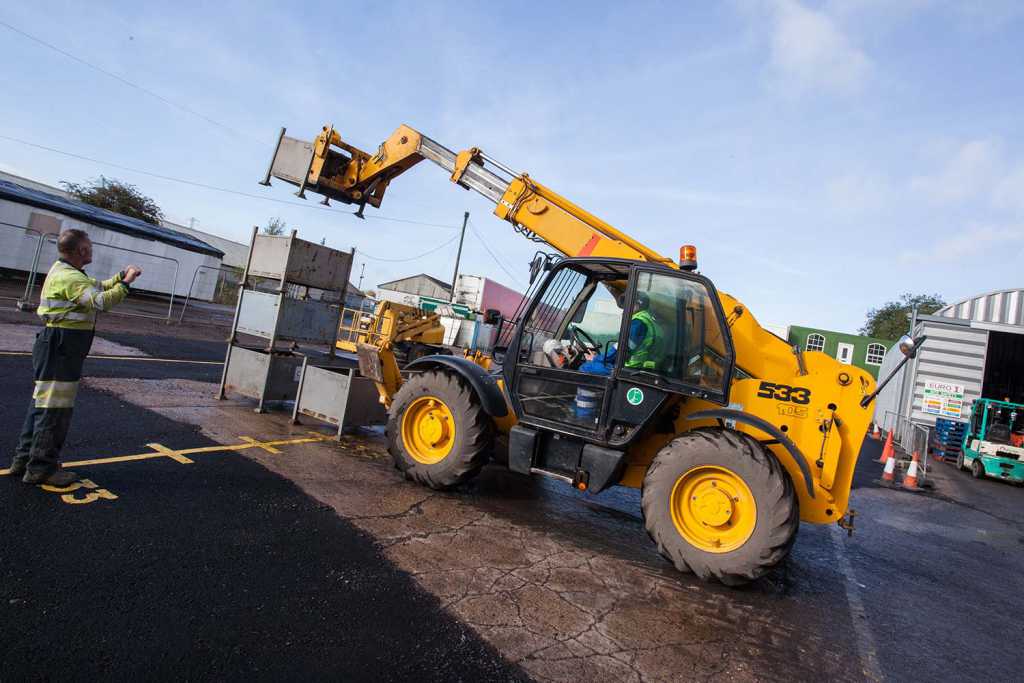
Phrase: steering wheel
[{"left": 569, "top": 325, "right": 600, "bottom": 355}]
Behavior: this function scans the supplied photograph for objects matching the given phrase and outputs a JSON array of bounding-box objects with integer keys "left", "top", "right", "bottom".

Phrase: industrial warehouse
[
  {"left": 877, "top": 289, "right": 1024, "bottom": 428},
  {"left": 1, "top": 5, "right": 1021, "bottom": 683}
]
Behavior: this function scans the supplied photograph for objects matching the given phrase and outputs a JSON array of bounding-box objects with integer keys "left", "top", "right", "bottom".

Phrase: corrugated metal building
[
  {"left": 165, "top": 220, "right": 248, "bottom": 269},
  {"left": 377, "top": 273, "right": 452, "bottom": 301},
  {"left": 0, "top": 171, "right": 247, "bottom": 266},
  {"left": 0, "top": 178, "right": 224, "bottom": 300},
  {"left": 875, "top": 288, "right": 1024, "bottom": 431}
]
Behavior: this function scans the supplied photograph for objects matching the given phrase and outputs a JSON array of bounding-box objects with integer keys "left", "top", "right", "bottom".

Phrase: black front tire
[
  {"left": 971, "top": 458, "right": 985, "bottom": 479},
  {"left": 642, "top": 428, "right": 799, "bottom": 586},
  {"left": 386, "top": 370, "right": 494, "bottom": 490}
]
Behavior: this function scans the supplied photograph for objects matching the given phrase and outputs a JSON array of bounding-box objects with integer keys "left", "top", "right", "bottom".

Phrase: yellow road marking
[
  {"left": 41, "top": 478, "right": 99, "bottom": 493},
  {"left": 238, "top": 436, "right": 282, "bottom": 454},
  {"left": 147, "top": 442, "right": 195, "bottom": 464},
  {"left": 61, "top": 434, "right": 330, "bottom": 469},
  {"left": 0, "top": 351, "right": 222, "bottom": 365},
  {"left": 63, "top": 488, "right": 118, "bottom": 505},
  {"left": 19, "top": 431, "right": 342, "bottom": 514},
  {"left": 3, "top": 434, "right": 331, "bottom": 509},
  {"left": 39, "top": 478, "right": 118, "bottom": 505}
]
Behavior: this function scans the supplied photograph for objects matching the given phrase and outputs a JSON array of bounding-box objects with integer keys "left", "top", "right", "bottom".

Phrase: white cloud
[
  {"left": 909, "top": 139, "right": 1001, "bottom": 204},
  {"left": 571, "top": 183, "right": 800, "bottom": 212},
  {"left": 825, "top": 172, "right": 892, "bottom": 212},
  {"left": 767, "top": 0, "right": 872, "bottom": 95},
  {"left": 899, "top": 223, "right": 1024, "bottom": 264},
  {"left": 993, "top": 166, "right": 1024, "bottom": 215}
]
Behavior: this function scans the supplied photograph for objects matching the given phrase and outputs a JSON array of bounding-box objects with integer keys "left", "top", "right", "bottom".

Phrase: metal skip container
[{"left": 218, "top": 227, "right": 355, "bottom": 413}]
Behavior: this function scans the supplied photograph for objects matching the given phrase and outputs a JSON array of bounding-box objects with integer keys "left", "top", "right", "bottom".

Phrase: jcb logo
[{"left": 757, "top": 381, "right": 811, "bottom": 405}]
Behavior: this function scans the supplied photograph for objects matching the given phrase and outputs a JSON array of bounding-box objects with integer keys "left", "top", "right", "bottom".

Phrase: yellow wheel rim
[
  {"left": 401, "top": 396, "right": 457, "bottom": 465},
  {"left": 669, "top": 465, "right": 757, "bottom": 554}
]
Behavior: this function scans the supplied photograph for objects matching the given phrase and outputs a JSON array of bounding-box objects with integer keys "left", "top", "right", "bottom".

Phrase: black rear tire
[
  {"left": 956, "top": 452, "right": 965, "bottom": 471},
  {"left": 386, "top": 370, "right": 494, "bottom": 489},
  {"left": 641, "top": 428, "right": 799, "bottom": 586}
]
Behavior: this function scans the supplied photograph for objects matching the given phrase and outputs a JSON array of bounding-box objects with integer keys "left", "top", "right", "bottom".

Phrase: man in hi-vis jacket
[{"left": 8, "top": 229, "right": 141, "bottom": 486}]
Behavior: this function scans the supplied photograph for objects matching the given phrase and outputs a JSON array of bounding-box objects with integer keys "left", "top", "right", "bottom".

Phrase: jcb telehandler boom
[{"left": 262, "top": 123, "right": 883, "bottom": 585}]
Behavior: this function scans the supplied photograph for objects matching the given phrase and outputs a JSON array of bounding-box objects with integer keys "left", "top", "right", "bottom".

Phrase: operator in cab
[{"left": 577, "top": 291, "right": 664, "bottom": 375}]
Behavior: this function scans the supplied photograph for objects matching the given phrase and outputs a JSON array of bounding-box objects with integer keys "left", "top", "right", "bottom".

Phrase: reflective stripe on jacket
[{"left": 36, "top": 260, "right": 129, "bottom": 329}]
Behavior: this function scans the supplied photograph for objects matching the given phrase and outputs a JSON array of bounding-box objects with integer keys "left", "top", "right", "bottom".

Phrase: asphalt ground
[
  {"left": 0, "top": 357, "right": 526, "bottom": 681},
  {"left": 844, "top": 439, "right": 1024, "bottom": 681},
  {"left": 2, "top": 324, "right": 1023, "bottom": 681}
]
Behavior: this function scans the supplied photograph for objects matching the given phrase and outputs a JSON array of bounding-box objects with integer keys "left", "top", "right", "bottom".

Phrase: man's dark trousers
[{"left": 13, "top": 327, "right": 94, "bottom": 478}]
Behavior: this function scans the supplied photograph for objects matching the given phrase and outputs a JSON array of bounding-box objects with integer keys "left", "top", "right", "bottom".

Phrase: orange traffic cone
[
  {"left": 903, "top": 451, "right": 921, "bottom": 491},
  {"left": 871, "top": 423, "right": 881, "bottom": 440},
  {"left": 878, "top": 431, "right": 894, "bottom": 463},
  {"left": 882, "top": 451, "right": 897, "bottom": 483}
]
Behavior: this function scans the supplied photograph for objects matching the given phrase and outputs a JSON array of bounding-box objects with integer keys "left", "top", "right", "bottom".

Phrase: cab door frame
[
  {"left": 503, "top": 259, "right": 630, "bottom": 444},
  {"left": 502, "top": 258, "right": 736, "bottom": 446}
]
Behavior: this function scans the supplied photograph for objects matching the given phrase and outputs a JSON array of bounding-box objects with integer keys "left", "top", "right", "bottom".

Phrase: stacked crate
[
  {"left": 932, "top": 417, "right": 966, "bottom": 462},
  {"left": 217, "top": 227, "right": 352, "bottom": 412}
]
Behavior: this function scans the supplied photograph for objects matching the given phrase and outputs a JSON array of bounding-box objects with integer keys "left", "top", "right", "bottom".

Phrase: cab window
[
  {"left": 518, "top": 267, "right": 624, "bottom": 371},
  {"left": 621, "top": 271, "right": 732, "bottom": 399}
]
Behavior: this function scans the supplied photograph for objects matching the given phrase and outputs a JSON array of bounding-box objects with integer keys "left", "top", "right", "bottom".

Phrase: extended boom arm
[
  {"left": 264, "top": 124, "right": 675, "bottom": 266},
  {"left": 264, "top": 123, "right": 800, "bottom": 379}
]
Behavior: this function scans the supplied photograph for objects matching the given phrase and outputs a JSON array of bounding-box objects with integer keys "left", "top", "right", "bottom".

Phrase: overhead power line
[
  {"left": 358, "top": 233, "right": 462, "bottom": 262},
  {"left": 0, "top": 19, "right": 257, "bottom": 142},
  {"left": 467, "top": 218, "right": 525, "bottom": 287},
  {"left": 0, "top": 133, "right": 461, "bottom": 230}
]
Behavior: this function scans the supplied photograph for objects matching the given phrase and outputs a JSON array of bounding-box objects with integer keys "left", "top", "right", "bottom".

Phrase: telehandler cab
[{"left": 261, "top": 123, "right": 885, "bottom": 585}]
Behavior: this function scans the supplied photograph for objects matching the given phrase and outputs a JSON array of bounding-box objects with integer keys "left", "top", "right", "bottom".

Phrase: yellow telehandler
[{"left": 261, "top": 123, "right": 899, "bottom": 585}]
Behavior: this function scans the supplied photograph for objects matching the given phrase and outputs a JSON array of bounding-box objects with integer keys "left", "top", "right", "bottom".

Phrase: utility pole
[
  {"left": 357, "top": 262, "right": 366, "bottom": 290},
  {"left": 450, "top": 211, "right": 469, "bottom": 303}
]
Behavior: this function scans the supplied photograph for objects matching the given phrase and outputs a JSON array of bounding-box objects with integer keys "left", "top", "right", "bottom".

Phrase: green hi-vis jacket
[
  {"left": 36, "top": 260, "right": 130, "bottom": 330},
  {"left": 625, "top": 309, "right": 664, "bottom": 370}
]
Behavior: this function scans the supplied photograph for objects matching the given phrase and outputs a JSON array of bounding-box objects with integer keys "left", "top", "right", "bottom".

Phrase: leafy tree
[
  {"left": 263, "top": 217, "right": 287, "bottom": 235},
  {"left": 61, "top": 176, "right": 164, "bottom": 225},
  {"left": 860, "top": 293, "right": 946, "bottom": 340}
]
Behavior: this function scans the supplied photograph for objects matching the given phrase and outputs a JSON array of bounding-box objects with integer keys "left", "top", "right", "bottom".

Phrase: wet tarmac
[{"left": 2, "top": 325, "right": 1022, "bottom": 681}]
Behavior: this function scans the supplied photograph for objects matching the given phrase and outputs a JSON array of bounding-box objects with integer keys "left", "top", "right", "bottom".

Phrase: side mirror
[
  {"left": 897, "top": 334, "right": 915, "bottom": 357},
  {"left": 483, "top": 308, "right": 501, "bottom": 325},
  {"left": 860, "top": 334, "right": 926, "bottom": 408}
]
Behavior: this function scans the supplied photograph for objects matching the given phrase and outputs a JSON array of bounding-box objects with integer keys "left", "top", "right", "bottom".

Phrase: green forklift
[{"left": 958, "top": 398, "right": 1024, "bottom": 484}]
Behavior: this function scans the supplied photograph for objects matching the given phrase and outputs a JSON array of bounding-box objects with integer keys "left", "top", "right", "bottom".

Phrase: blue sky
[{"left": 1, "top": 1, "right": 1022, "bottom": 332}]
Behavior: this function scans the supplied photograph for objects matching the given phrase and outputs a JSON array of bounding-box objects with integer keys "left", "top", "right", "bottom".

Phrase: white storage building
[{"left": 0, "top": 179, "right": 224, "bottom": 301}]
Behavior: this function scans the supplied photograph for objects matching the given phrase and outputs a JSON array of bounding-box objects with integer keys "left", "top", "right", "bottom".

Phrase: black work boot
[
  {"left": 6, "top": 458, "right": 28, "bottom": 477},
  {"left": 22, "top": 469, "right": 80, "bottom": 487}
]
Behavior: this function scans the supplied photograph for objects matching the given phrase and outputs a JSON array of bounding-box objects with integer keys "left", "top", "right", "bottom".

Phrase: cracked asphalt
[{"left": 2, "top": 317, "right": 1022, "bottom": 681}]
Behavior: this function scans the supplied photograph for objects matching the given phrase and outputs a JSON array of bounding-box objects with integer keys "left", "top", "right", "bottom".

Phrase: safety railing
[
  {"left": 3, "top": 219, "right": 183, "bottom": 322},
  {"left": 336, "top": 301, "right": 385, "bottom": 348},
  {"left": 0, "top": 220, "right": 46, "bottom": 309},
  {"left": 882, "top": 410, "right": 932, "bottom": 484},
  {"left": 176, "top": 264, "right": 242, "bottom": 324},
  {"left": 912, "top": 422, "right": 932, "bottom": 483},
  {"left": 38, "top": 233, "right": 182, "bottom": 322}
]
